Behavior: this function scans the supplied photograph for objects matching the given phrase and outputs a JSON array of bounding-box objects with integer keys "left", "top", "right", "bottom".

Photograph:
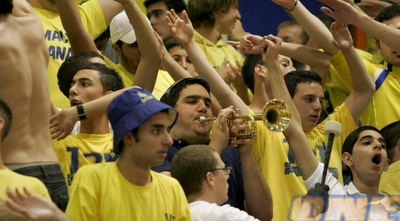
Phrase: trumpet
[{"left": 199, "top": 99, "right": 291, "bottom": 140}]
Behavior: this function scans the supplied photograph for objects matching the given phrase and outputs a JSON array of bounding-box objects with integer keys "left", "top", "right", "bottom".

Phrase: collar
[{"left": 346, "top": 182, "right": 393, "bottom": 212}]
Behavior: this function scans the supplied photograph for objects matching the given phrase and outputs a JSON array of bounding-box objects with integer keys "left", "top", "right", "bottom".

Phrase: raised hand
[
  {"left": 49, "top": 107, "right": 78, "bottom": 140},
  {"left": 228, "top": 34, "right": 264, "bottom": 54},
  {"left": 318, "top": 0, "right": 363, "bottom": 24},
  {"left": 330, "top": 22, "right": 352, "bottom": 51},
  {"left": 0, "top": 198, "right": 24, "bottom": 221},
  {"left": 261, "top": 35, "right": 282, "bottom": 62},
  {"left": 217, "top": 58, "right": 233, "bottom": 84},
  {"left": 5, "top": 187, "right": 70, "bottom": 221},
  {"left": 166, "top": 9, "right": 193, "bottom": 46}
]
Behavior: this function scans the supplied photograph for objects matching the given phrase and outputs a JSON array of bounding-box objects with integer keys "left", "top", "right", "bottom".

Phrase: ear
[
  {"left": 122, "top": 131, "right": 135, "bottom": 147},
  {"left": 112, "top": 43, "right": 122, "bottom": 56},
  {"left": 254, "top": 64, "right": 267, "bottom": 78},
  {"left": 383, "top": 158, "right": 390, "bottom": 172},
  {"left": 204, "top": 171, "right": 215, "bottom": 187},
  {"left": 342, "top": 152, "right": 354, "bottom": 167}
]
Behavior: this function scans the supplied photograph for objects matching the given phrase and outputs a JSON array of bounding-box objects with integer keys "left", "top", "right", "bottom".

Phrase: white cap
[{"left": 110, "top": 11, "right": 137, "bottom": 44}]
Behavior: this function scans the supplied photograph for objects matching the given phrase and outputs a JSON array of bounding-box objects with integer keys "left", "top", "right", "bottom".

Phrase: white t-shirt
[
  {"left": 297, "top": 163, "right": 395, "bottom": 220},
  {"left": 189, "top": 200, "right": 259, "bottom": 221}
]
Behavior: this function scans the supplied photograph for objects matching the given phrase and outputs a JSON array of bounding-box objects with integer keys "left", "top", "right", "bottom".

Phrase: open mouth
[{"left": 371, "top": 153, "right": 382, "bottom": 166}]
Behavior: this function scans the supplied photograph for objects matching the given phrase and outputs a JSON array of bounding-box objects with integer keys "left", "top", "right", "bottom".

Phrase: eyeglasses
[{"left": 210, "top": 167, "right": 232, "bottom": 176}]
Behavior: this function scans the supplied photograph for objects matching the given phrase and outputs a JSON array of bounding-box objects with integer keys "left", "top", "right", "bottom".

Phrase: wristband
[{"left": 76, "top": 104, "right": 86, "bottom": 120}]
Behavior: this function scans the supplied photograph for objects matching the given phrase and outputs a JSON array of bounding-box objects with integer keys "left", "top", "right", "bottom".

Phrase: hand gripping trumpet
[{"left": 199, "top": 99, "right": 291, "bottom": 140}]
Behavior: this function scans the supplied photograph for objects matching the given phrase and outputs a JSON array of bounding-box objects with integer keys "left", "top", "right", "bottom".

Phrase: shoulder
[
  {"left": 151, "top": 171, "right": 179, "bottom": 185},
  {"left": 76, "top": 162, "right": 113, "bottom": 176}
]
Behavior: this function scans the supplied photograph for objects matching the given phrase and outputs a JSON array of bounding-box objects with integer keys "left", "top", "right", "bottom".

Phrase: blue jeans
[{"left": 13, "top": 164, "right": 69, "bottom": 211}]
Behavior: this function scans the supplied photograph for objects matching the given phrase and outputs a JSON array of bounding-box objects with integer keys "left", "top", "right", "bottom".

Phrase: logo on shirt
[{"left": 288, "top": 194, "right": 400, "bottom": 220}]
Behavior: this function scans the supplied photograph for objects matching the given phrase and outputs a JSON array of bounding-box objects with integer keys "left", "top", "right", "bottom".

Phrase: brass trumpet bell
[
  {"left": 261, "top": 99, "right": 291, "bottom": 132},
  {"left": 199, "top": 99, "right": 291, "bottom": 140}
]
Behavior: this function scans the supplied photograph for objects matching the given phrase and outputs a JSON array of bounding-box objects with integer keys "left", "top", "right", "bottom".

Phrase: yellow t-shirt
[
  {"left": 114, "top": 63, "right": 175, "bottom": 99},
  {"left": 193, "top": 31, "right": 244, "bottom": 68},
  {"left": 52, "top": 133, "right": 118, "bottom": 187},
  {"left": 325, "top": 49, "right": 373, "bottom": 109},
  {"left": 34, "top": 0, "right": 107, "bottom": 108},
  {"left": 0, "top": 168, "right": 50, "bottom": 199},
  {"left": 193, "top": 31, "right": 252, "bottom": 101},
  {"left": 66, "top": 163, "right": 191, "bottom": 221},
  {"left": 331, "top": 50, "right": 400, "bottom": 129},
  {"left": 114, "top": 63, "right": 135, "bottom": 88},
  {"left": 152, "top": 70, "right": 175, "bottom": 99},
  {"left": 379, "top": 160, "right": 400, "bottom": 194},
  {"left": 252, "top": 104, "right": 356, "bottom": 221}
]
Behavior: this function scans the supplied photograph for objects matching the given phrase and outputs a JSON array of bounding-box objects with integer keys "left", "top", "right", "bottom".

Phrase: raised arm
[
  {"left": 279, "top": 42, "right": 332, "bottom": 85},
  {"left": 166, "top": 10, "right": 249, "bottom": 115},
  {"left": 228, "top": 34, "right": 332, "bottom": 85},
  {"left": 161, "top": 46, "right": 223, "bottom": 116},
  {"left": 319, "top": 0, "right": 400, "bottom": 52},
  {"left": 50, "top": 86, "right": 133, "bottom": 140},
  {"left": 262, "top": 35, "right": 319, "bottom": 180},
  {"left": 330, "top": 21, "right": 374, "bottom": 122},
  {"left": 55, "top": 0, "right": 98, "bottom": 54},
  {"left": 115, "top": 0, "right": 163, "bottom": 92},
  {"left": 97, "top": 0, "right": 123, "bottom": 25},
  {"left": 272, "top": 0, "right": 338, "bottom": 56}
]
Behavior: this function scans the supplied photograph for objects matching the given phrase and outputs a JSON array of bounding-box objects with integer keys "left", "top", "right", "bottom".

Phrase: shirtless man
[{"left": 0, "top": 0, "right": 68, "bottom": 210}]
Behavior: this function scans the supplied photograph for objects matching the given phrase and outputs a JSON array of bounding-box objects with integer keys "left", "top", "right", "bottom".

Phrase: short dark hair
[
  {"left": 241, "top": 54, "right": 263, "bottom": 94},
  {"left": 58, "top": 53, "right": 124, "bottom": 99},
  {"left": 164, "top": 38, "right": 183, "bottom": 52},
  {"left": 341, "top": 126, "right": 382, "bottom": 181},
  {"left": 171, "top": 145, "right": 218, "bottom": 196},
  {"left": 116, "top": 127, "right": 139, "bottom": 154},
  {"left": 284, "top": 70, "right": 323, "bottom": 98},
  {"left": 95, "top": 27, "right": 111, "bottom": 42},
  {"left": 0, "top": 0, "right": 13, "bottom": 15},
  {"left": 58, "top": 51, "right": 105, "bottom": 98},
  {"left": 144, "top": 0, "right": 187, "bottom": 14},
  {"left": 160, "top": 77, "right": 211, "bottom": 107},
  {"left": 76, "top": 62, "right": 124, "bottom": 93},
  {"left": 0, "top": 98, "right": 12, "bottom": 140},
  {"left": 375, "top": 4, "right": 400, "bottom": 23},
  {"left": 188, "top": 0, "right": 239, "bottom": 28},
  {"left": 342, "top": 126, "right": 381, "bottom": 155},
  {"left": 381, "top": 121, "right": 400, "bottom": 162}
]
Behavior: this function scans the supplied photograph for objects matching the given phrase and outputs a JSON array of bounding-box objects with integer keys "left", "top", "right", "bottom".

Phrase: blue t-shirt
[{"left": 152, "top": 139, "right": 245, "bottom": 210}]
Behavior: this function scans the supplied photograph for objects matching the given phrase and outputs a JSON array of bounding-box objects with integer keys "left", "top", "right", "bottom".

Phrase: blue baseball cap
[{"left": 107, "top": 87, "right": 178, "bottom": 153}]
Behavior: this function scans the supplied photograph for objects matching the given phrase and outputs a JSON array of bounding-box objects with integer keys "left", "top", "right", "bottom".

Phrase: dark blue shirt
[{"left": 152, "top": 139, "right": 245, "bottom": 210}]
